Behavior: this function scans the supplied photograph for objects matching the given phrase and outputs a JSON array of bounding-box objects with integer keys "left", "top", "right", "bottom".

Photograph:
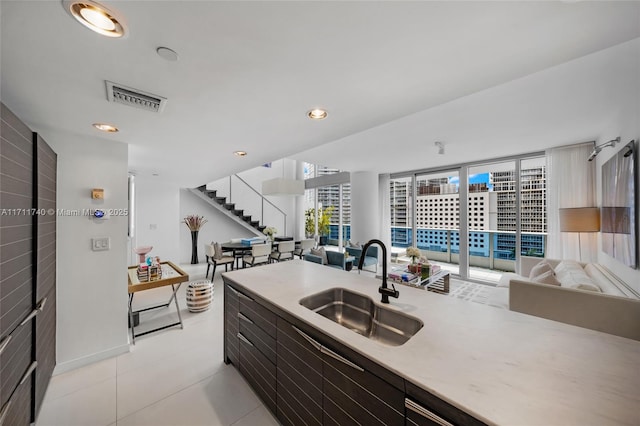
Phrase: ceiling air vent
[{"left": 105, "top": 81, "right": 167, "bottom": 113}]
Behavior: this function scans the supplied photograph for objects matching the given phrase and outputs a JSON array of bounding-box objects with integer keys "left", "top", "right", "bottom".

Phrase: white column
[
  {"left": 294, "top": 160, "right": 305, "bottom": 240},
  {"left": 351, "top": 171, "right": 379, "bottom": 244},
  {"left": 379, "top": 174, "right": 391, "bottom": 251}
]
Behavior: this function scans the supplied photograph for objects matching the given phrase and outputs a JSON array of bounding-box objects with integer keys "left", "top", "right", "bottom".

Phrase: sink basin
[{"left": 299, "top": 288, "right": 423, "bottom": 346}]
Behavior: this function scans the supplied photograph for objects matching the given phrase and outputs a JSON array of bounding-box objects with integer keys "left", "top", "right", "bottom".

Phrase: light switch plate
[{"left": 92, "top": 237, "right": 110, "bottom": 251}]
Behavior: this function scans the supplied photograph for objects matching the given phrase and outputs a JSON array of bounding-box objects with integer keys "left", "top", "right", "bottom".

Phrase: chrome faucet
[{"left": 358, "top": 239, "right": 399, "bottom": 304}]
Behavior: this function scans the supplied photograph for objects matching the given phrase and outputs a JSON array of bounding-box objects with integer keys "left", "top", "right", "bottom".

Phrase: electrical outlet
[{"left": 92, "top": 237, "right": 110, "bottom": 251}]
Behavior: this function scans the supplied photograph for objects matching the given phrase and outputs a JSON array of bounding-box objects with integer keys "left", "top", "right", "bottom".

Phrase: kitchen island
[{"left": 222, "top": 260, "right": 639, "bottom": 425}]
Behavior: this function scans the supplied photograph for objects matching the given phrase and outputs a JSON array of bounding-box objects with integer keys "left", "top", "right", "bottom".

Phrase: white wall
[
  {"left": 133, "top": 176, "right": 180, "bottom": 263},
  {"left": 594, "top": 39, "right": 640, "bottom": 294},
  {"left": 45, "top": 130, "right": 129, "bottom": 373},
  {"left": 179, "top": 190, "right": 252, "bottom": 264}
]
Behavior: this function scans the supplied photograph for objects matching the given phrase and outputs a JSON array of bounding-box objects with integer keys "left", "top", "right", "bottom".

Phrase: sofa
[
  {"left": 304, "top": 249, "right": 347, "bottom": 270},
  {"left": 487, "top": 256, "right": 640, "bottom": 341},
  {"left": 345, "top": 246, "right": 379, "bottom": 272}
]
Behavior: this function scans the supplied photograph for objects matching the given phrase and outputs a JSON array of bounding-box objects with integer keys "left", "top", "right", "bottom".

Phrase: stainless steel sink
[{"left": 299, "top": 288, "right": 423, "bottom": 346}]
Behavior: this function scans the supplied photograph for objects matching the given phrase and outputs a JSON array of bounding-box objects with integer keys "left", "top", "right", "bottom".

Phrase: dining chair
[
  {"left": 269, "top": 240, "right": 295, "bottom": 263},
  {"left": 293, "top": 238, "right": 315, "bottom": 259},
  {"left": 242, "top": 243, "right": 272, "bottom": 268},
  {"left": 206, "top": 242, "right": 235, "bottom": 280}
]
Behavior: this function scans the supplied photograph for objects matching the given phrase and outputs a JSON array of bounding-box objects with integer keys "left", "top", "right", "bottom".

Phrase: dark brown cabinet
[
  {"left": 1, "top": 103, "right": 57, "bottom": 425},
  {"left": 224, "top": 282, "right": 277, "bottom": 414},
  {"left": 276, "top": 319, "right": 323, "bottom": 426},
  {"left": 405, "top": 381, "right": 486, "bottom": 426},
  {"left": 222, "top": 278, "right": 484, "bottom": 426},
  {"left": 223, "top": 283, "right": 239, "bottom": 366}
]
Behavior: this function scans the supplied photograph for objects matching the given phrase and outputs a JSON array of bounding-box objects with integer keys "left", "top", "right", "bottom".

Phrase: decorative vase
[
  {"left": 190, "top": 230, "right": 199, "bottom": 264},
  {"left": 421, "top": 263, "right": 431, "bottom": 280}
]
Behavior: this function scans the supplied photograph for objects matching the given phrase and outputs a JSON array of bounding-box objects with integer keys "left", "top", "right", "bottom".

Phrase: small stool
[{"left": 186, "top": 280, "right": 214, "bottom": 312}]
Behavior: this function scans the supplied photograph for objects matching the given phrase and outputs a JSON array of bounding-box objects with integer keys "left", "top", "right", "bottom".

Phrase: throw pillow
[
  {"left": 347, "top": 240, "right": 361, "bottom": 248},
  {"left": 310, "top": 247, "right": 328, "bottom": 265},
  {"left": 529, "top": 261, "right": 553, "bottom": 279},
  {"left": 532, "top": 270, "right": 561, "bottom": 286}
]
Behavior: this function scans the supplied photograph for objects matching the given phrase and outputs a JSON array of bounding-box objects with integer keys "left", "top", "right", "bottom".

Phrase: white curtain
[{"left": 546, "top": 143, "right": 597, "bottom": 262}]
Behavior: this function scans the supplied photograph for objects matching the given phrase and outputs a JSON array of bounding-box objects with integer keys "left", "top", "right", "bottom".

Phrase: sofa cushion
[
  {"left": 552, "top": 260, "right": 601, "bottom": 292},
  {"left": 532, "top": 270, "right": 561, "bottom": 286},
  {"left": 310, "top": 247, "right": 328, "bottom": 265},
  {"left": 584, "top": 264, "right": 626, "bottom": 296},
  {"left": 529, "top": 261, "right": 553, "bottom": 279}
]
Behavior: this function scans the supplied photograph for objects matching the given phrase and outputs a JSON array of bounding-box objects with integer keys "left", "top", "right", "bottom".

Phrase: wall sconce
[{"left": 587, "top": 137, "right": 620, "bottom": 162}]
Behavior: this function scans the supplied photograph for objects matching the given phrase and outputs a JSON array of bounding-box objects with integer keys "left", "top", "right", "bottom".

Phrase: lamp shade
[
  {"left": 559, "top": 207, "right": 600, "bottom": 232},
  {"left": 262, "top": 178, "right": 304, "bottom": 196}
]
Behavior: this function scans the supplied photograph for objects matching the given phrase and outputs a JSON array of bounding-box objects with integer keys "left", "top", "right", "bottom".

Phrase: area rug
[{"left": 448, "top": 280, "right": 493, "bottom": 305}]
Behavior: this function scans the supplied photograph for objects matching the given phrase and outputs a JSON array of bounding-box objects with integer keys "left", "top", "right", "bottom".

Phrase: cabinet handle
[
  {"left": 292, "top": 326, "right": 363, "bottom": 371},
  {"left": 0, "top": 335, "right": 11, "bottom": 356},
  {"left": 405, "top": 398, "right": 454, "bottom": 426},
  {"left": 292, "top": 326, "right": 322, "bottom": 351},
  {"left": 19, "top": 361, "right": 38, "bottom": 386},
  {"left": 226, "top": 285, "right": 239, "bottom": 296},
  {"left": 321, "top": 346, "right": 364, "bottom": 372},
  {"left": 18, "top": 297, "right": 48, "bottom": 327},
  {"left": 237, "top": 332, "right": 254, "bottom": 347},
  {"left": 238, "top": 312, "right": 254, "bottom": 324},
  {"left": 238, "top": 292, "right": 253, "bottom": 302},
  {"left": 0, "top": 401, "right": 11, "bottom": 426}
]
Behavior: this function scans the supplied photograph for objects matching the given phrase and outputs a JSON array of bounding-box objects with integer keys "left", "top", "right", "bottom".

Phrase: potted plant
[
  {"left": 263, "top": 226, "right": 277, "bottom": 242},
  {"left": 406, "top": 247, "right": 422, "bottom": 274},
  {"left": 305, "top": 206, "right": 335, "bottom": 245}
]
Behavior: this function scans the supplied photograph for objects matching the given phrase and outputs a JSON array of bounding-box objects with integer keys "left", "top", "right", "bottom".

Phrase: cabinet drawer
[
  {"left": 0, "top": 323, "right": 32, "bottom": 409},
  {"left": 323, "top": 345, "right": 404, "bottom": 426},
  {"left": 406, "top": 382, "right": 486, "bottom": 426},
  {"left": 239, "top": 313, "right": 276, "bottom": 365},
  {"left": 239, "top": 292, "right": 276, "bottom": 337},
  {"left": 276, "top": 318, "right": 323, "bottom": 426},
  {"left": 238, "top": 332, "right": 276, "bottom": 414},
  {"left": 224, "top": 284, "right": 239, "bottom": 366}
]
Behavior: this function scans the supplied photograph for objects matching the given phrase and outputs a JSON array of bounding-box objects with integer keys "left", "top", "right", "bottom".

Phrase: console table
[{"left": 127, "top": 261, "right": 189, "bottom": 344}]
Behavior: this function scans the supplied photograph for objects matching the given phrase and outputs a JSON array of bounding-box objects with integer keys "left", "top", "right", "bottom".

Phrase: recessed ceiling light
[
  {"left": 93, "top": 122, "right": 119, "bottom": 133},
  {"left": 307, "top": 108, "right": 328, "bottom": 120},
  {"left": 234, "top": 151, "right": 247, "bottom": 157},
  {"left": 64, "top": 1, "right": 126, "bottom": 38}
]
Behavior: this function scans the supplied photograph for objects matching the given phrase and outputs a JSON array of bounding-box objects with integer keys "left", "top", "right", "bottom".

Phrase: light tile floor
[
  {"left": 36, "top": 263, "right": 279, "bottom": 426},
  {"left": 36, "top": 260, "right": 496, "bottom": 426}
]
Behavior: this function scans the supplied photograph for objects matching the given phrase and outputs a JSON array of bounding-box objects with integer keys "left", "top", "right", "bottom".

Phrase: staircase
[{"left": 189, "top": 180, "right": 283, "bottom": 236}]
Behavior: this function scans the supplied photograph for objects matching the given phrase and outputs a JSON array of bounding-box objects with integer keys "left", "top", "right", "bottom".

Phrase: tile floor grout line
[{"left": 114, "top": 367, "right": 230, "bottom": 423}]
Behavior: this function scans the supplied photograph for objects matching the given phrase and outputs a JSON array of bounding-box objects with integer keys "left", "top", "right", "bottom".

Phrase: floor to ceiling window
[
  {"left": 414, "top": 170, "right": 461, "bottom": 276},
  {"left": 389, "top": 152, "right": 546, "bottom": 283}
]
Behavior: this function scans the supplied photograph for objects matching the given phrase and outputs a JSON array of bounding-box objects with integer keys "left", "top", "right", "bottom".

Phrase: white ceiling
[{"left": 1, "top": 1, "right": 639, "bottom": 186}]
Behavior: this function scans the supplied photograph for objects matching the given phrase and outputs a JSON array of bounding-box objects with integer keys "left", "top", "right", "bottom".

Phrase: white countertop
[{"left": 222, "top": 260, "right": 640, "bottom": 426}]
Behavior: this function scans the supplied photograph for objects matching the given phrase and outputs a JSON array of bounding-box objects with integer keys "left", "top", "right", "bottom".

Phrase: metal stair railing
[{"left": 229, "top": 174, "right": 287, "bottom": 233}]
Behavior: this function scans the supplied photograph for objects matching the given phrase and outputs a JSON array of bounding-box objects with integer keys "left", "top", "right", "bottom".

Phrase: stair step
[
  {"left": 197, "top": 185, "right": 206, "bottom": 191},
  {"left": 223, "top": 203, "right": 235, "bottom": 211},
  {"left": 242, "top": 215, "right": 251, "bottom": 222},
  {"left": 232, "top": 209, "right": 243, "bottom": 216},
  {"left": 205, "top": 191, "right": 217, "bottom": 199},
  {"left": 257, "top": 225, "right": 266, "bottom": 232},
  {"left": 250, "top": 220, "right": 259, "bottom": 227},
  {"left": 215, "top": 197, "right": 226, "bottom": 204}
]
